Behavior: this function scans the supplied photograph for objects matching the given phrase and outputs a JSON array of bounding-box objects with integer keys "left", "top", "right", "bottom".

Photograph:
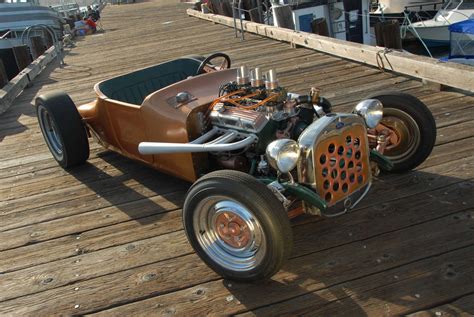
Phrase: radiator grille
[{"left": 314, "top": 125, "right": 370, "bottom": 206}]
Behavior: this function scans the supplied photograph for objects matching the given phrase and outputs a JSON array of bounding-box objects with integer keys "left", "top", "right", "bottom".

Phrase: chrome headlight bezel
[
  {"left": 353, "top": 99, "right": 384, "bottom": 129},
  {"left": 266, "top": 139, "right": 300, "bottom": 174}
]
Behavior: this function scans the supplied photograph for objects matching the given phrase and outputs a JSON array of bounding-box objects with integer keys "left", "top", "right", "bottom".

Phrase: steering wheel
[{"left": 196, "top": 52, "right": 231, "bottom": 75}]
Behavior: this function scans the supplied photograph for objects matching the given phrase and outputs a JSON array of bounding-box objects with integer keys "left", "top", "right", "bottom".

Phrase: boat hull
[{"left": 409, "top": 24, "right": 450, "bottom": 47}]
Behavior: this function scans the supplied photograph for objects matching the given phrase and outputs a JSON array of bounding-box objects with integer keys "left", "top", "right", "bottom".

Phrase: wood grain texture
[{"left": 0, "top": 1, "right": 473, "bottom": 316}]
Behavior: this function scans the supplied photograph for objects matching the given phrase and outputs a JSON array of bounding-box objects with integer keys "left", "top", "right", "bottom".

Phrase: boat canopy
[
  {"left": 449, "top": 19, "right": 474, "bottom": 58},
  {"left": 449, "top": 19, "right": 474, "bottom": 35}
]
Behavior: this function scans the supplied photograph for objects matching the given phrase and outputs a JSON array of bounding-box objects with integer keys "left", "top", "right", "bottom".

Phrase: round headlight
[
  {"left": 266, "top": 139, "right": 300, "bottom": 174},
  {"left": 354, "top": 99, "right": 384, "bottom": 129}
]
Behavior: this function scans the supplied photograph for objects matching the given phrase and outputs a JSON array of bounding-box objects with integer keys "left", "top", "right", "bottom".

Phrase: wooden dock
[{"left": 0, "top": 1, "right": 473, "bottom": 315}]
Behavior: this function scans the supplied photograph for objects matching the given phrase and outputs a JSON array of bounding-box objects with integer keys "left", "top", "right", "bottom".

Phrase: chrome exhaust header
[{"left": 138, "top": 129, "right": 257, "bottom": 155}]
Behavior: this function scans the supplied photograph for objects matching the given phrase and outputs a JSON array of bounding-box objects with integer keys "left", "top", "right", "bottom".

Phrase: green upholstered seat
[{"left": 98, "top": 58, "right": 201, "bottom": 105}]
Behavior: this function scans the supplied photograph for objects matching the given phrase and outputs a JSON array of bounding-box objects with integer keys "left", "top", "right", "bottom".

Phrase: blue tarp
[{"left": 449, "top": 19, "right": 474, "bottom": 35}]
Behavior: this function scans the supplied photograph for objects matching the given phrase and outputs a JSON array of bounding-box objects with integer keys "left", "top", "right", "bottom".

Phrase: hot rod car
[{"left": 36, "top": 52, "right": 437, "bottom": 281}]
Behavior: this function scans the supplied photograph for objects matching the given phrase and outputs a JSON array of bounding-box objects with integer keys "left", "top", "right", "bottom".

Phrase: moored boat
[
  {"left": 371, "top": 0, "right": 444, "bottom": 24},
  {"left": 408, "top": 0, "right": 474, "bottom": 47},
  {"left": 0, "top": 1, "right": 64, "bottom": 47}
]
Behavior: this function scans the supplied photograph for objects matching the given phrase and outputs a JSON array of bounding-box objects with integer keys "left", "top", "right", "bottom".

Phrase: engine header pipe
[{"left": 138, "top": 134, "right": 258, "bottom": 155}]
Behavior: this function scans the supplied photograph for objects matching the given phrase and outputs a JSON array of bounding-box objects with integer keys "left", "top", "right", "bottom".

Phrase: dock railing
[{"left": 187, "top": 8, "right": 474, "bottom": 93}]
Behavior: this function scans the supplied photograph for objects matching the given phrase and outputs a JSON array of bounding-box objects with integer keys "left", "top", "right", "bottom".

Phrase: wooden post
[
  {"left": 220, "top": 0, "right": 233, "bottom": 17},
  {"left": 382, "top": 20, "right": 402, "bottom": 50},
  {"left": 13, "top": 45, "right": 32, "bottom": 72},
  {"left": 0, "top": 48, "right": 19, "bottom": 80},
  {"left": 209, "top": 0, "right": 222, "bottom": 14},
  {"left": 30, "top": 36, "right": 46, "bottom": 59},
  {"left": 374, "top": 20, "right": 402, "bottom": 49},
  {"left": 374, "top": 22, "right": 385, "bottom": 46},
  {"left": 272, "top": 4, "right": 294, "bottom": 30},
  {"left": 0, "top": 59, "right": 8, "bottom": 88},
  {"left": 44, "top": 31, "right": 54, "bottom": 49},
  {"left": 311, "top": 18, "right": 329, "bottom": 37}
]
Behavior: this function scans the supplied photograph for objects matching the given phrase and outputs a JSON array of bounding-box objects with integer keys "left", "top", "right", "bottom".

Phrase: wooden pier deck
[{"left": 0, "top": 1, "right": 473, "bottom": 315}]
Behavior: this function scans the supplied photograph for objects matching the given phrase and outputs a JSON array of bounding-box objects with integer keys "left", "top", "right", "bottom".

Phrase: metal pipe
[
  {"left": 233, "top": 0, "right": 238, "bottom": 38},
  {"left": 207, "top": 130, "right": 238, "bottom": 144},
  {"left": 190, "top": 127, "right": 219, "bottom": 144},
  {"left": 238, "top": 0, "right": 244, "bottom": 41},
  {"left": 21, "top": 24, "right": 64, "bottom": 66},
  {"left": 138, "top": 134, "right": 257, "bottom": 155}
]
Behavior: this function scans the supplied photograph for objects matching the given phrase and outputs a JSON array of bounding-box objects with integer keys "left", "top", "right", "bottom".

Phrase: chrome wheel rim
[
  {"left": 381, "top": 108, "right": 421, "bottom": 163},
  {"left": 193, "top": 196, "right": 266, "bottom": 272},
  {"left": 38, "top": 105, "right": 64, "bottom": 161}
]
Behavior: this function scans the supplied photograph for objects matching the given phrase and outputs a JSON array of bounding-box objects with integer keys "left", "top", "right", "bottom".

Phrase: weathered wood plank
[
  {"left": 0, "top": 209, "right": 183, "bottom": 273},
  {"left": 77, "top": 207, "right": 474, "bottom": 316},
  {"left": 0, "top": 230, "right": 193, "bottom": 302},
  {"left": 1, "top": 180, "right": 471, "bottom": 314},
  {"left": 93, "top": 244, "right": 474, "bottom": 317},
  {"left": 239, "top": 243, "right": 474, "bottom": 316},
  {"left": 407, "top": 293, "right": 474, "bottom": 317},
  {"left": 0, "top": 190, "right": 184, "bottom": 252},
  {"left": 0, "top": 154, "right": 468, "bottom": 273}
]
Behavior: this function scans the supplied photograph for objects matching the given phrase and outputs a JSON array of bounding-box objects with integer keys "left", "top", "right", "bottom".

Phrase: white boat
[
  {"left": 409, "top": 0, "right": 474, "bottom": 47},
  {"left": 0, "top": 1, "right": 64, "bottom": 47},
  {"left": 373, "top": 0, "right": 444, "bottom": 15},
  {"left": 50, "top": 2, "right": 81, "bottom": 19}
]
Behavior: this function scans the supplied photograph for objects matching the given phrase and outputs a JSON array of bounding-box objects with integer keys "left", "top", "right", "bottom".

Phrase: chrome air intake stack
[
  {"left": 250, "top": 67, "right": 264, "bottom": 87},
  {"left": 265, "top": 69, "right": 279, "bottom": 90},
  {"left": 236, "top": 66, "right": 250, "bottom": 86}
]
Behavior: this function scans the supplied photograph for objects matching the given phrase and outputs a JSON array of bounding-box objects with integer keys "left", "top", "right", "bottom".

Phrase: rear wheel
[
  {"left": 183, "top": 170, "right": 292, "bottom": 281},
  {"left": 36, "top": 92, "right": 89, "bottom": 168},
  {"left": 368, "top": 92, "right": 436, "bottom": 172}
]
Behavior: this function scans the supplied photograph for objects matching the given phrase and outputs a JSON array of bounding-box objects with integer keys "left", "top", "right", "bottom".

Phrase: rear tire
[
  {"left": 36, "top": 92, "right": 89, "bottom": 168},
  {"left": 368, "top": 92, "right": 436, "bottom": 172},
  {"left": 183, "top": 170, "right": 292, "bottom": 281}
]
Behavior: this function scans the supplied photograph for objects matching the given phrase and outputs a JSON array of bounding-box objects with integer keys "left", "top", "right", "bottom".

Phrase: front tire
[
  {"left": 183, "top": 170, "right": 292, "bottom": 281},
  {"left": 368, "top": 92, "right": 436, "bottom": 172},
  {"left": 36, "top": 92, "right": 90, "bottom": 168}
]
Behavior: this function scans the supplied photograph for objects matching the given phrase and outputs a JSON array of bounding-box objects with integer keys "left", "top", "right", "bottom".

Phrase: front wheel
[
  {"left": 368, "top": 92, "right": 436, "bottom": 172},
  {"left": 183, "top": 170, "right": 292, "bottom": 281}
]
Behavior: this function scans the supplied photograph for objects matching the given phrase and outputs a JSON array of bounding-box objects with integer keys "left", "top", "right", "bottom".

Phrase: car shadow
[
  {"left": 218, "top": 170, "right": 473, "bottom": 316},
  {"left": 68, "top": 150, "right": 190, "bottom": 225}
]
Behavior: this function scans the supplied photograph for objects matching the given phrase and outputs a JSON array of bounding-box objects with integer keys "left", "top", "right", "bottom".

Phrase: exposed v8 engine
[{"left": 208, "top": 66, "right": 331, "bottom": 173}]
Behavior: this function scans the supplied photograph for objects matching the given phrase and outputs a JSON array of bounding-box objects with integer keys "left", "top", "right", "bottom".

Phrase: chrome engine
[{"left": 208, "top": 66, "right": 330, "bottom": 140}]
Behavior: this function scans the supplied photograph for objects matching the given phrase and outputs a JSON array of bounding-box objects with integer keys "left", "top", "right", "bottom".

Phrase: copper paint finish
[
  {"left": 215, "top": 212, "right": 251, "bottom": 248},
  {"left": 287, "top": 205, "right": 305, "bottom": 219},
  {"left": 314, "top": 125, "right": 370, "bottom": 206},
  {"left": 78, "top": 69, "right": 237, "bottom": 182}
]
